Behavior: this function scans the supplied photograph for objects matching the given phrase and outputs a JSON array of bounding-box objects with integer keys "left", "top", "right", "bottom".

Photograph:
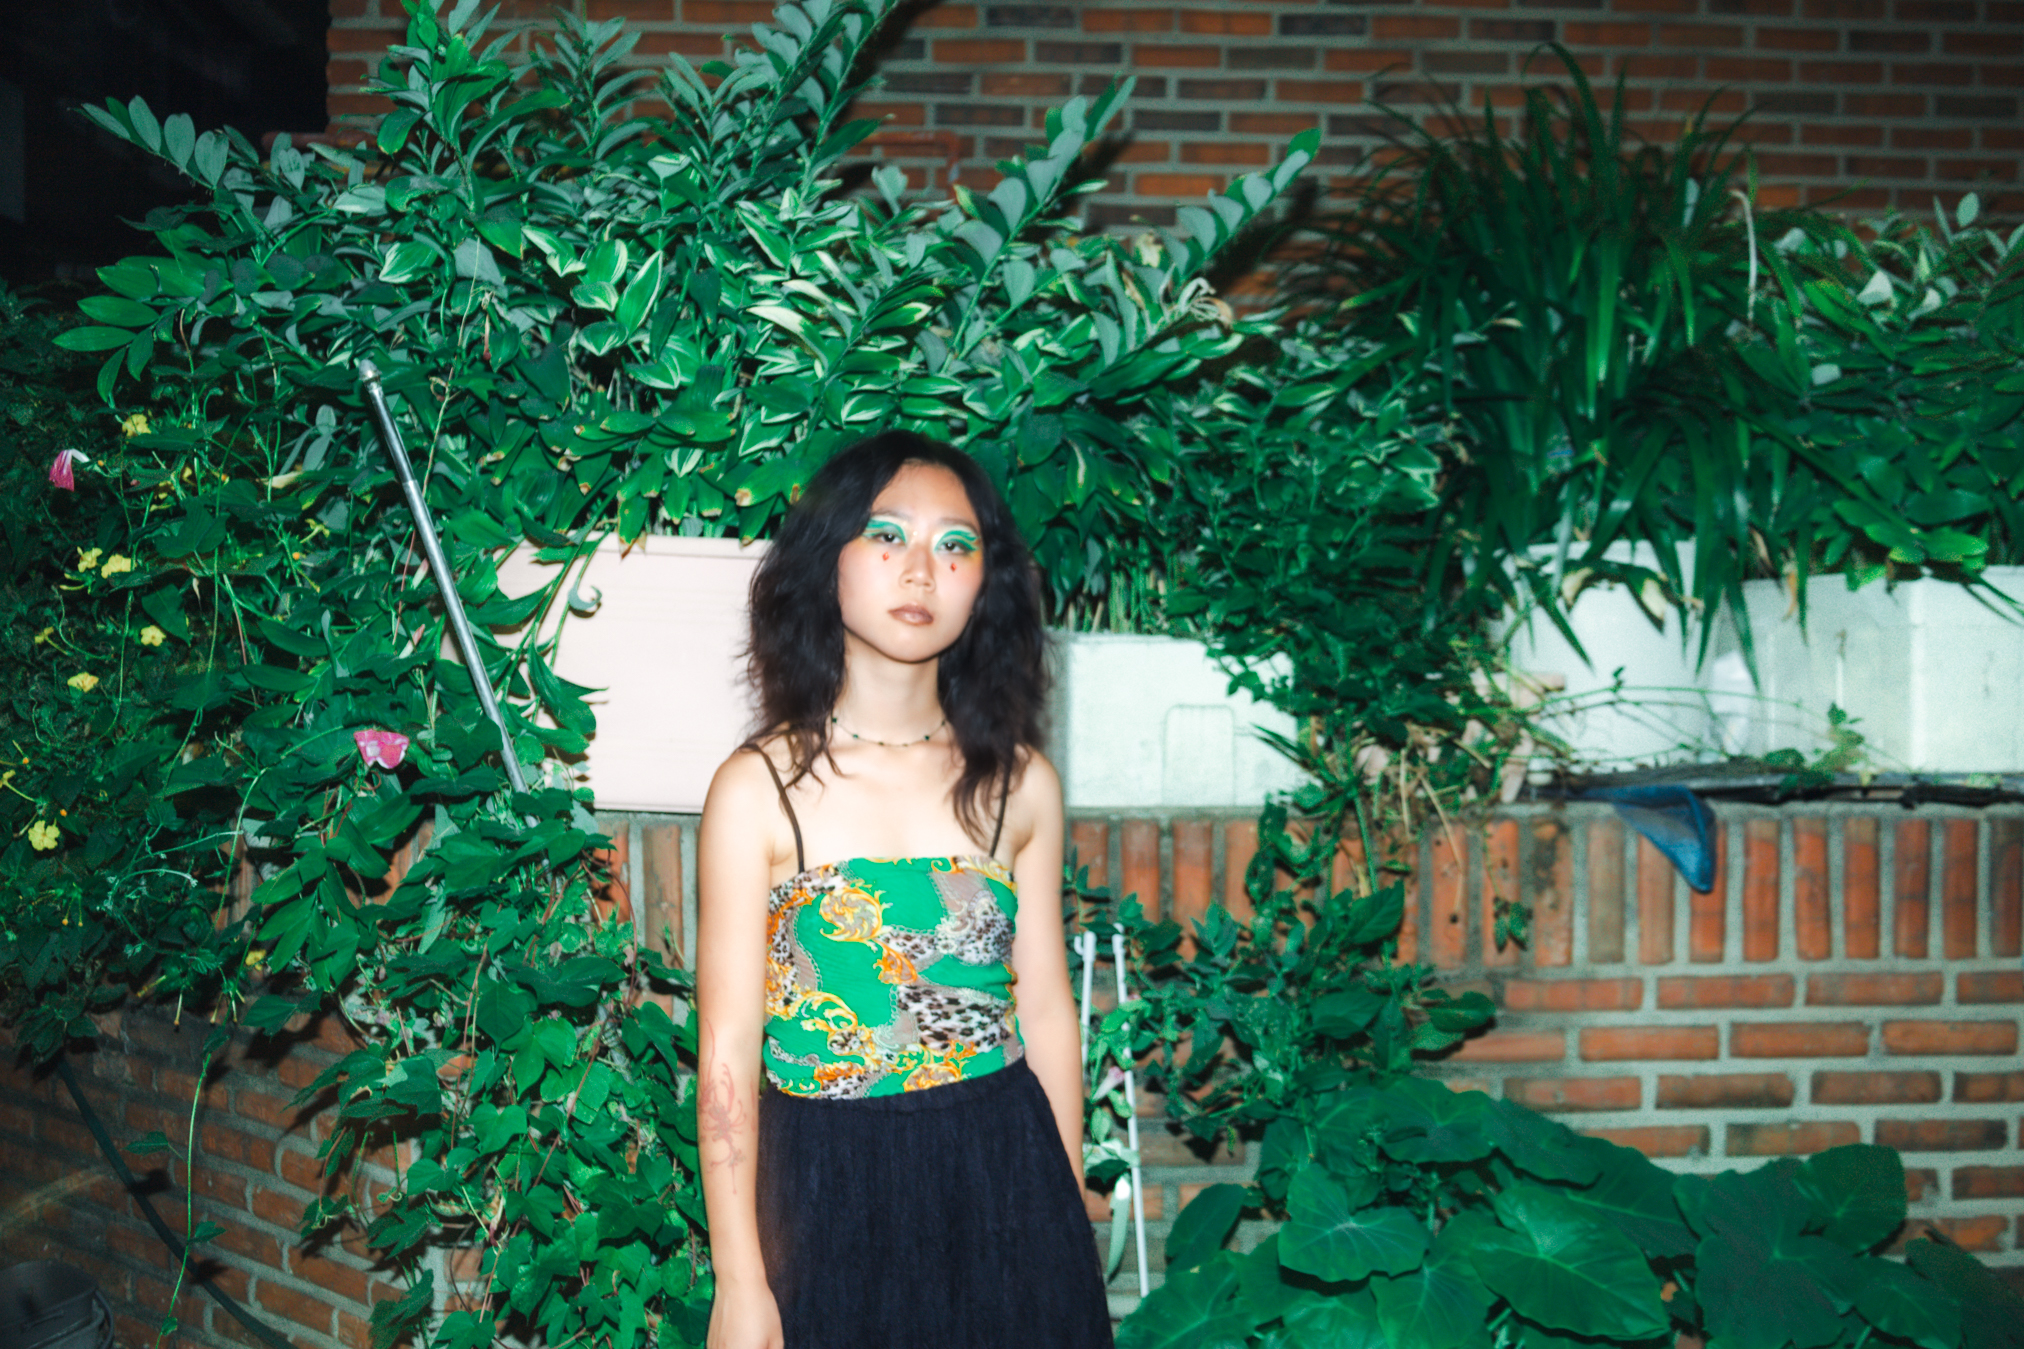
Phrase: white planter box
[
  {"left": 1045, "top": 633, "right": 1305, "bottom": 808},
  {"left": 496, "top": 535, "right": 767, "bottom": 814},
  {"left": 1496, "top": 543, "right": 1723, "bottom": 769},
  {"left": 494, "top": 542, "right": 1305, "bottom": 812},
  {"left": 1733, "top": 567, "right": 2024, "bottom": 774}
]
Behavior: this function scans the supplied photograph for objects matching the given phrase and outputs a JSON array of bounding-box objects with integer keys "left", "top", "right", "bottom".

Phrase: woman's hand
[{"left": 706, "top": 1280, "right": 784, "bottom": 1349}]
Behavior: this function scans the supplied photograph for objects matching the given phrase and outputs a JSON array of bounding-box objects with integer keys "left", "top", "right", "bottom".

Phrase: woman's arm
[
  {"left": 1006, "top": 752, "right": 1087, "bottom": 1191},
  {"left": 696, "top": 751, "right": 785, "bottom": 1349}
]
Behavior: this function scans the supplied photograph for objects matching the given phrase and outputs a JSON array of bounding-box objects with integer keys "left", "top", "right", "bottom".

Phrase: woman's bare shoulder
[
  {"left": 700, "top": 742, "right": 799, "bottom": 883},
  {"left": 1013, "top": 746, "right": 1062, "bottom": 804},
  {"left": 1005, "top": 746, "right": 1062, "bottom": 855},
  {"left": 703, "top": 740, "right": 786, "bottom": 822}
]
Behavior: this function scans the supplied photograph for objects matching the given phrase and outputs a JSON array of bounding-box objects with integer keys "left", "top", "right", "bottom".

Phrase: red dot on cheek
[{"left": 881, "top": 553, "right": 888, "bottom": 561}]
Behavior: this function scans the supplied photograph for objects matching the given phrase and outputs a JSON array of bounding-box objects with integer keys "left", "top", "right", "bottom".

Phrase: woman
[{"left": 694, "top": 430, "right": 1112, "bottom": 1349}]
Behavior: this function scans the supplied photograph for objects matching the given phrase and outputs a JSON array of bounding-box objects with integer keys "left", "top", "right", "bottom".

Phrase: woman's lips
[{"left": 890, "top": 605, "right": 934, "bottom": 625}]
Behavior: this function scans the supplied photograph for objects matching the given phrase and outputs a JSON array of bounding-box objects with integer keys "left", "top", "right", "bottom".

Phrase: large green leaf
[
  {"left": 1166, "top": 1183, "right": 1247, "bottom": 1274},
  {"left": 1796, "top": 1144, "right": 1904, "bottom": 1252},
  {"left": 1377, "top": 1077, "right": 1495, "bottom": 1164},
  {"left": 1114, "top": 1251, "right": 1253, "bottom": 1349},
  {"left": 474, "top": 982, "right": 536, "bottom": 1043},
  {"left": 53, "top": 326, "right": 136, "bottom": 353},
  {"left": 1280, "top": 1169, "right": 1428, "bottom": 1284},
  {"left": 1482, "top": 1100, "right": 1606, "bottom": 1186},
  {"left": 380, "top": 240, "right": 439, "bottom": 284},
  {"left": 79, "top": 295, "right": 157, "bottom": 328},
  {"left": 1282, "top": 1284, "right": 1385, "bottom": 1349},
  {"left": 1336, "top": 883, "right": 1403, "bottom": 946},
  {"left": 1680, "top": 1170, "right": 1856, "bottom": 1349},
  {"left": 1373, "top": 1234, "right": 1494, "bottom": 1349},
  {"left": 1554, "top": 1136, "right": 1694, "bottom": 1257},
  {"left": 1235, "top": 1233, "right": 1302, "bottom": 1324},
  {"left": 1904, "top": 1239, "right": 2024, "bottom": 1349},
  {"left": 1473, "top": 1183, "right": 1669, "bottom": 1340},
  {"left": 1853, "top": 1256, "right": 1962, "bottom": 1349}
]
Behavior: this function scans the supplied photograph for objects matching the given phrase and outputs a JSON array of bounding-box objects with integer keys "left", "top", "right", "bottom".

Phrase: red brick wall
[
  {"left": 0, "top": 1010, "right": 396, "bottom": 1349},
  {"left": 323, "top": 0, "right": 2024, "bottom": 225},
  {"left": 3, "top": 800, "right": 2019, "bottom": 1342}
]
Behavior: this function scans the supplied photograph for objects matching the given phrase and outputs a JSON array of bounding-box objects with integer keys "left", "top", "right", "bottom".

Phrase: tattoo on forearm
[{"left": 701, "top": 1048, "right": 748, "bottom": 1195}]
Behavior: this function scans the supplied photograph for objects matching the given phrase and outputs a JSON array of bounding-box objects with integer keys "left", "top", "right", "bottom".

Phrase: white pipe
[
  {"left": 1113, "top": 930, "right": 1148, "bottom": 1298},
  {"left": 1077, "top": 929, "right": 1096, "bottom": 1065}
]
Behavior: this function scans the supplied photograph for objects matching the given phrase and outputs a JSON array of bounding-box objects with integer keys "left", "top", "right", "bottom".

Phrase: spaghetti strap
[
  {"left": 987, "top": 769, "right": 1012, "bottom": 859},
  {"left": 752, "top": 746, "right": 805, "bottom": 875}
]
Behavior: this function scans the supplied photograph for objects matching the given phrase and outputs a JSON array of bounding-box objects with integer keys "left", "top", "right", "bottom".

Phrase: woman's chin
[{"left": 847, "top": 628, "right": 959, "bottom": 667}]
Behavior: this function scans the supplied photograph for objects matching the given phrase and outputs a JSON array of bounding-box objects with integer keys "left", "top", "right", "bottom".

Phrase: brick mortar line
[
  {"left": 1444, "top": 964, "right": 2017, "bottom": 981},
  {"left": 1491, "top": 999, "right": 2021, "bottom": 1012},
  {"left": 243, "top": 1262, "right": 377, "bottom": 1319}
]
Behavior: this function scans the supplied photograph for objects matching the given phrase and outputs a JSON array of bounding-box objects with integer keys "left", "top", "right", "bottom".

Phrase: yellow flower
[
  {"left": 242, "top": 949, "right": 266, "bottom": 970},
  {"left": 120, "top": 413, "right": 151, "bottom": 438},
  {"left": 32, "top": 628, "right": 52, "bottom": 645},
  {"left": 138, "top": 625, "right": 166, "bottom": 647},
  {"left": 76, "top": 548, "right": 102, "bottom": 571},
  {"left": 27, "top": 821, "right": 58, "bottom": 851},
  {"left": 99, "top": 555, "right": 132, "bottom": 578},
  {"left": 66, "top": 672, "right": 99, "bottom": 692}
]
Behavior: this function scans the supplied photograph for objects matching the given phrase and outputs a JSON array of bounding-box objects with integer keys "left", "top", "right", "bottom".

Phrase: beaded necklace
[{"left": 830, "top": 712, "right": 947, "bottom": 748}]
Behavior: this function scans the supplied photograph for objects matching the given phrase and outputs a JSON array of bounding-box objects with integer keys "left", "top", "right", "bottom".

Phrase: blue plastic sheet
[{"left": 1580, "top": 785, "right": 1718, "bottom": 893}]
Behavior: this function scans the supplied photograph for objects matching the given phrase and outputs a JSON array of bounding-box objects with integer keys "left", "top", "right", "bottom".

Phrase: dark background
[{"left": 0, "top": 0, "right": 329, "bottom": 288}]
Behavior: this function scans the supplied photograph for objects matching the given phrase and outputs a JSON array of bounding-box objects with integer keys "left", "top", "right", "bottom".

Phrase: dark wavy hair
[{"left": 746, "top": 430, "right": 1048, "bottom": 842}]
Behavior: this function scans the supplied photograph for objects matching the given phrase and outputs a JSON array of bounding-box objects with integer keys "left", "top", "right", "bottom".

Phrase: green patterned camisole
[{"left": 756, "top": 755, "right": 1023, "bottom": 1099}]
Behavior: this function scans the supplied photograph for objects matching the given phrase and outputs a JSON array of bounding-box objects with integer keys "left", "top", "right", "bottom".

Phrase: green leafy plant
[
  {"left": 1088, "top": 813, "right": 2016, "bottom": 1349},
  {"left": 1080, "top": 803, "right": 1493, "bottom": 1168},
  {"left": 11, "top": 1, "right": 1321, "bottom": 1345},
  {"left": 1288, "top": 51, "right": 1931, "bottom": 670},
  {"left": 1144, "top": 316, "right": 1536, "bottom": 847},
  {"left": 0, "top": 284, "right": 248, "bottom": 1059},
  {"left": 1753, "top": 194, "right": 2024, "bottom": 587}
]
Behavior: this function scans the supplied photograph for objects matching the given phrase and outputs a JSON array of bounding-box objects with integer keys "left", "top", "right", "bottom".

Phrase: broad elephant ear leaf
[
  {"left": 1113, "top": 1250, "right": 1252, "bottom": 1349},
  {"left": 1682, "top": 1170, "right": 1859, "bottom": 1349},
  {"left": 1552, "top": 1134, "right": 1694, "bottom": 1257},
  {"left": 1795, "top": 1143, "right": 1905, "bottom": 1252},
  {"left": 1378, "top": 1077, "right": 1495, "bottom": 1165},
  {"left": 1472, "top": 1183, "right": 1670, "bottom": 1341},
  {"left": 1904, "top": 1239, "right": 2024, "bottom": 1349},
  {"left": 1165, "top": 1182, "right": 1247, "bottom": 1274},
  {"left": 1281, "top": 1282, "right": 1385, "bottom": 1349},
  {"left": 1373, "top": 1230, "right": 1494, "bottom": 1349},
  {"left": 1853, "top": 1255, "right": 1962, "bottom": 1349},
  {"left": 1279, "top": 1169, "right": 1428, "bottom": 1284}
]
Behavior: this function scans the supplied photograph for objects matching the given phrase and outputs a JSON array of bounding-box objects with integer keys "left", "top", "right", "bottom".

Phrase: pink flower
[
  {"left": 353, "top": 729, "right": 410, "bottom": 770},
  {"left": 48, "top": 449, "right": 89, "bottom": 491}
]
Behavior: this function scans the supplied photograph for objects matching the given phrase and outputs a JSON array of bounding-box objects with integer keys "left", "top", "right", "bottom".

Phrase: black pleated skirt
[{"left": 755, "top": 1057, "right": 1114, "bottom": 1349}]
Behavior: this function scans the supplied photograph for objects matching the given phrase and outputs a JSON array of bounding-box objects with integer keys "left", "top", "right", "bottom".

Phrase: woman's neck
[{"left": 833, "top": 644, "right": 944, "bottom": 744}]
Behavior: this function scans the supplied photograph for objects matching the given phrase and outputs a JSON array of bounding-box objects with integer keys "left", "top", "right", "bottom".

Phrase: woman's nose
[{"left": 898, "top": 539, "right": 934, "bottom": 587}]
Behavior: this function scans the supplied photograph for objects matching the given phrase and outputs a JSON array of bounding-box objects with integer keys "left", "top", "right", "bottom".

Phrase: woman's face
[{"left": 836, "top": 461, "right": 986, "bottom": 668}]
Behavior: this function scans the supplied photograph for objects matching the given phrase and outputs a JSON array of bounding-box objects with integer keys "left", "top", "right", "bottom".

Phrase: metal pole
[
  {"left": 357, "top": 359, "right": 530, "bottom": 795},
  {"left": 1113, "top": 930, "right": 1149, "bottom": 1299},
  {"left": 1078, "top": 928, "right": 1096, "bottom": 1064}
]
